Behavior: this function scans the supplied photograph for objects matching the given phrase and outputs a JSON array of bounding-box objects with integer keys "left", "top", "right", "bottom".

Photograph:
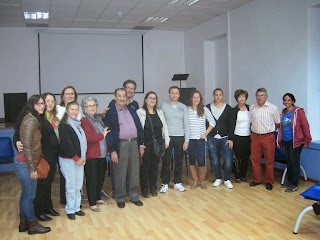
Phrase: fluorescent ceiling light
[
  {"left": 144, "top": 17, "right": 168, "bottom": 23},
  {"left": 24, "top": 12, "right": 49, "bottom": 20},
  {"left": 169, "top": 0, "right": 200, "bottom": 6}
]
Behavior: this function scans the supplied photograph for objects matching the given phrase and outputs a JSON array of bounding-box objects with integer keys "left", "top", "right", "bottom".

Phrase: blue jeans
[
  {"left": 188, "top": 139, "right": 206, "bottom": 167},
  {"left": 14, "top": 159, "right": 37, "bottom": 221},
  {"left": 281, "top": 140, "right": 303, "bottom": 187},
  {"left": 59, "top": 158, "right": 84, "bottom": 214},
  {"left": 207, "top": 136, "right": 233, "bottom": 181}
]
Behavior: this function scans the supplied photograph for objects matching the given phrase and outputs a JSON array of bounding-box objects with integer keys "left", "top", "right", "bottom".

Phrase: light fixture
[
  {"left": 144, "top": 17, "right": 168, "bottom": 23},
  {"left": 169, "top": 0, "right": 200, "bottom": 6},
  {"left": 24, "top": 12, "right": 49, "bottom": 20}
]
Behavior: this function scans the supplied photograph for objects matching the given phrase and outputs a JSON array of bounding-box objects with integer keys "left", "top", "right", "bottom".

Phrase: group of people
[{"left": 13, "top": 79, "right": 312, "bottom": 235}]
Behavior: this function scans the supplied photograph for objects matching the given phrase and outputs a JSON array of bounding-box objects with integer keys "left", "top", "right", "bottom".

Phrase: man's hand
[
  {"left": 16, "top": 141, "right": 23, "bottom": 152},
  {"left": 111, "top": 151, "right": 118, "bottom": 164},
  {"left": 76, "top": 160, "right": 85, "bottom": 166},
  {"left": 102, "top": 108, "right": 110, "bottom": 119},
  {"left": 226, "top": 140, "right": 233, "bottom": 149},
  {"left": 165, "top": 144, "right": 169, "bottom": 149},
  {"left": 183, "top": 142, "right": 189, "bottom": 151},
  {"left": 140, "top": 146, "right": 146, "bottom": 157}
]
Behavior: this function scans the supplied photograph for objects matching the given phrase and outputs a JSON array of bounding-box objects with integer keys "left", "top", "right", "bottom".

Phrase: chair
[
  {"left": 293, "top": 182, "right": 320, "bottom": 234},
  {"left": 274, "top": 132, "right": 307, "bottom": 185},
  {"left": 0, "top": 137, "right": 14, "bottom": 163}
]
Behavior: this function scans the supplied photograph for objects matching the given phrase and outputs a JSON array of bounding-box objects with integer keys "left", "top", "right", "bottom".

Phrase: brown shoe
[
  {"left": 198, "top": 167, "right": 207, "bottom": 189},
  {"left": 189, "top": 165, "right": 199, "bottom": 189},
  {"left": 28, "top": 219, "right": 51, "bottom": 235},
  {"left": 19, "top": 216, "right": 28, "bottom": 232}
]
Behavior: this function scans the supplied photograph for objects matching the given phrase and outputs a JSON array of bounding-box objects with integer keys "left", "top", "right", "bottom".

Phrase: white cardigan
[{"left": 136, "top": 108, "right": 170, "bottom": 145}]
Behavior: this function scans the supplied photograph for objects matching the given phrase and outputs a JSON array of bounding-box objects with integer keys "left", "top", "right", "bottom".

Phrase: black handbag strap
[{"left": 146, "top": 113, "right": 156, "bottom": 139}]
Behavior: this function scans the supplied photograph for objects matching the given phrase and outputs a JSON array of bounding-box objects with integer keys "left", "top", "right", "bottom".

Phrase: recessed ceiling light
[
  {"left": 24, "top": 12, "right": 49, "bottom": 20},
  {"left": 144, "top": 17, "right": 168, "bottom": 23},
  {"left": 169, "top": 0, "right": 200, "bottom": 6}
]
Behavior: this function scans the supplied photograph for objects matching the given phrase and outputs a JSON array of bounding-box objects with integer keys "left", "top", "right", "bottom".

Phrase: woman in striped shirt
[{"left": 188, "top": 90, "right": 216, "bottom": 189}]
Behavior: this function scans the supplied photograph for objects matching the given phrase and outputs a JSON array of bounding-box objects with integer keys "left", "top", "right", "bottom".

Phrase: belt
[
  {"left": 252, "top": 132, "right": 274, "bottom": 136},
  {"left": 119, "top": 138, "right": 137, "bottom": 142}
]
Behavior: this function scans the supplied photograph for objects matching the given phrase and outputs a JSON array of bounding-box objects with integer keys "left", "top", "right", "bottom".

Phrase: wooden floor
[{"left": 0, "top": 160, "right": 319, "bottom": 240}]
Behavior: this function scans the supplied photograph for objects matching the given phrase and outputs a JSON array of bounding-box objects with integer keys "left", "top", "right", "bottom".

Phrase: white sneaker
[
  {"left": 174, "top": 183, "right": 186, "bottom": 192},
  {"left": 213, "top": 179, "right": 222, "bottom": 187},
  {"left": 160, "top": 184, "right": 168, "bottom": 193},
  {"left": 224, "top": 180, "right": 234, "bottom": 189}
]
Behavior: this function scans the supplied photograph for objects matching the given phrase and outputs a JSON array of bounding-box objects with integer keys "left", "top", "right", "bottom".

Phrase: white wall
[
  {"left": 184, "top": 14, "right": 227, "bottom": 104},
  {"left": 0, "top": 28, "right": 39, "bottom": 118},
  {"left": 307, "top": 7, "right": 320, "bottom": 140},
  {"left": 0, "top": 28, "right": 185, "bottom": 117}
]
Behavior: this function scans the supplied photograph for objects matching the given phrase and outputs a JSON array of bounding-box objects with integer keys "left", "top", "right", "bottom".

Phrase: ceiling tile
[
  {"left": 0, "top": 3, "right": 20, "bottom": 11},
  {"left": 116, "top": 21, "right": 140, "bottom": 29},
  {"left": 183, "top": 6, "right": 227, "bottom": 16},
  {"left": 72, "top": 19, "right": 97, "bottom": 28},
  {"left": 0, "top": 0, "right": 20, "bottom": 4},
  {"left": 51, "top": 0, "right": 81, "bottom": 7},
  {"left": 75, "top": 6, "right": 105, "bottom": 20},
  {"left": 95, "top": 20, "right": 118, "bottom": 28}
]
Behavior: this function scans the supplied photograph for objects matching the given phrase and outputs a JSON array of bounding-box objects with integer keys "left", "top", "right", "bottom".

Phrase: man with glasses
[
  {"left": 108, "top": 79, "right": 139, "bottom": 110},
  {"left": 249, "top": 88, "right": 280, "bottom": 190}
]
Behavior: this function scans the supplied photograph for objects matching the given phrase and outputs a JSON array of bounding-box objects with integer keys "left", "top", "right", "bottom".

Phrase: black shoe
[
  {"left": 141, "top": 189, "right": 150, "bottom": 198},
  {"left": 150, "top": 188, "right": 158, "bottom": 197},
  {"left": 38, "top": 214, "right": 52, "bottom": 222},
  {"left": 75, "top": 210, "right": 85, "bottom": 216},
  {"left": 235, "top": 179, "right": 241, "bottom": 183},
  {"left": 249, "top": 181, "right": 261, "bottom": 187},
  {"left": 130, "top": 200, "right": 143, "bottom": 206},
  {"left": 240, "top": 178, "right": 247, "bottom": 182},
  {"left": 44, "top": 209, "right": 60, "bottom": 217},
  {"left": 117, "top": 202, "right": 125, "bottom": 208},
  {"left": 266, "top": 183, "right": 273, "bottom": 190},
  {"left": 67, "top": 214, "right": 75, "bottom": 220}
]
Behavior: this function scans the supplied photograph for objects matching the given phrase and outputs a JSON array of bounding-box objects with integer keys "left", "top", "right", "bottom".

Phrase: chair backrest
[{"left": 0, "top": 137, "right": 14, "bottom": 161}]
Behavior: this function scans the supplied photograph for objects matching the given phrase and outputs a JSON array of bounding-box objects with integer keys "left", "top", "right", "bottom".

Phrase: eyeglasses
[
  {"left": 35, "top": 102, "right": 45, "bottom": 107},
  {"left": 125, "top": 86, "right": 135, "bottom": 91},
  {"left": 45, "top": 100, "right": 56, "bottom": 104},
  {"left": 64, "top": 92, "right": 75, "bottom": 96},
  {"left": 147, "top": 97, "right": 157, "bottom": 101},
  {"left": 85, "top": 104, "right": 96, "bottom": 109}
]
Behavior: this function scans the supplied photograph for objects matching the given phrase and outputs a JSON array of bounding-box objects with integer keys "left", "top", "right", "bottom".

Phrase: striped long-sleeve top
[{"left": 188, "top": 107, "right": 216, "bottom": 140}]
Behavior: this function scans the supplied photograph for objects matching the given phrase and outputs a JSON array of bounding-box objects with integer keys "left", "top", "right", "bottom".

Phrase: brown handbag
[{"left": 37, "top": 157, "right": 50, "bottom": 179}]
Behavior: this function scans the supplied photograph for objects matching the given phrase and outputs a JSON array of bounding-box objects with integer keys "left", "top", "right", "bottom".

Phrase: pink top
[{"left": 116, "top": 104, "right": 137, "bottom": 140}]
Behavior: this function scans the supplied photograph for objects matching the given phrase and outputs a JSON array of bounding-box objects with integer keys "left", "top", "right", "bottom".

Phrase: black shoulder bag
[{"left": 147, "top": 113, "right": 165, "bottom": 158}]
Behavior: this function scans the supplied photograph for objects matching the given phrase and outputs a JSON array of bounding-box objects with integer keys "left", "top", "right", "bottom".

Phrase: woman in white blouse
[
  {"left": 188, "top": 90, "right": 216, "bottom": 189},
  {"left": 233, "top": 89, "right": 251, "bottom": 183}
]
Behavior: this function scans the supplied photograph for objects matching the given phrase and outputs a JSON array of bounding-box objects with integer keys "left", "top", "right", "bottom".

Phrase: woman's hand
[
  {"left": 103, "top": 127, "right": 110, "bottom": 138},
  {"left": 30, "top": 171, "right": 38, "bottom": 179},
  {"left": 140, "top": 146, "right": 146, "bottom": 157},
  {"left": 76, "top": 160, "right": 85, "bottom": 166},
  {"left": 226, "top": 140, "right": 233, "bottom": 149},
  {"left": 16, "top": 141, "right": 23, "bottom": 152},
  {"left": 165, "top": 144, "right": 169, "bottom": 149},
  {"left": 200, "top": 134, "right": 206, "bottom": 140}
]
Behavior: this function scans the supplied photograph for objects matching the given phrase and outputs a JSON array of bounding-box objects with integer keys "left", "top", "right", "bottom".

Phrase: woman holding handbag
[
  {"left": 137, "top": 91, "right": 170, "bottom": 198},
  {"left": 13, "top": 95, "right": 51, "bottom": 235}
]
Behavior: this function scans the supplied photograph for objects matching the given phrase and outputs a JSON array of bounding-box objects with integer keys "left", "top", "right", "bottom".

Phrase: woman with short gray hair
[{"left": 81, "top": 96, "right": 110, "bottom": 212}]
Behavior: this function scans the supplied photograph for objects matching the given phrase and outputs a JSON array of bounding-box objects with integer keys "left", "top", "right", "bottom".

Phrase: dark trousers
[
  {"left": 59, "top": 165, "right": 66, "bottom": 205},
  {"left": 140, "top": 145, "right": 160, "bottom": 190},
  {"left": 281, "top": 140, "right": 303, "bottom": 187},
  {"left": 233, "top": 135, "right": 251, "bottom": 179},
  {"left": 34, "top": 163, "right": 57, "bottom": 217},
  {"left": 161, "top": 136, "right": 184, "bottom": 184},
  {"left": 84, "top": 158, "right": 106, "bottom": 206},
  {"left": 188, "top": 139, "right": 205, "bottom": 167}
]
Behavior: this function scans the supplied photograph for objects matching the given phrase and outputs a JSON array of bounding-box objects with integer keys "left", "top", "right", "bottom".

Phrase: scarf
[
  {"left": 67, "top": 117, "right": 87, "bottom": 161},
  {"left": 45, "top": 111, "right": 60, "bottom": 141},
  {"left": 83, "top": 113, "right": 107, "bottom": 158}
]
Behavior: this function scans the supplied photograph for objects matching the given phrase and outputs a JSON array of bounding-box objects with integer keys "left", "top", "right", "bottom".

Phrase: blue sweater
[{"left": 104, "top": 105, "right": 144, "bottom": 153}]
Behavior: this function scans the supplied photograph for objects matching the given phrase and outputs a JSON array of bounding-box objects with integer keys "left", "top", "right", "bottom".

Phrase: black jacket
[
  {"left": 206, "top": 103, "right": 236, "bottom": 141},
  {"left": 59, "top": 121, "right": 81, "bottom": 161},
  {"left": 104, "top": 105, "right": 144, "bottom": 153},
  {"left": 41, "top": 120, "right": 59, "bottom": 165}
]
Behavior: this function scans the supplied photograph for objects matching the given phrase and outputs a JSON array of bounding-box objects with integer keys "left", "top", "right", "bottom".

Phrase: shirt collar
[
  {"left": 255, "top": 101, "right": 270, "bottom": 108},
  {"left": 115, "top": 103, "right": 127, "bottom": 111}
]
